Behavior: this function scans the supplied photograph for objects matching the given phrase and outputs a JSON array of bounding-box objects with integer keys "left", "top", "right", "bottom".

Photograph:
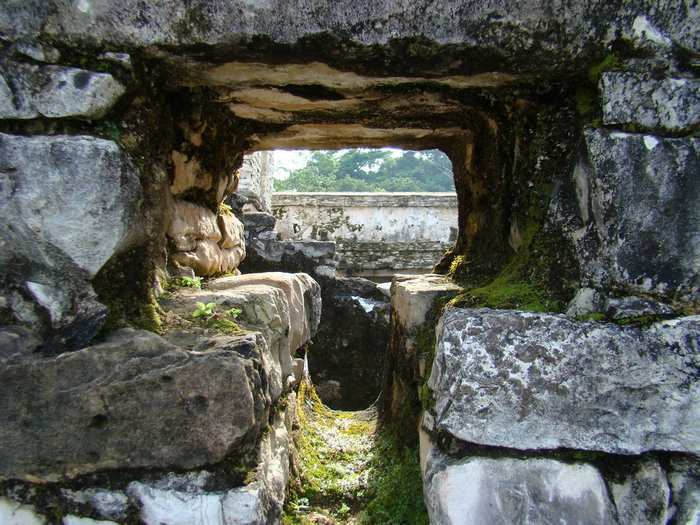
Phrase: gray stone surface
[
  {"left": 61, "top": 489, "right": 129, "bottom": 522},
  {"left": 0, "top": 62, "right": 125, "bottom": 120},
  {"left": 604, "top": 295, "right": 675, "bottom": 320},
  {"left": 429, "top": 308, "right": 700, "bottom": 455},
  {"left": 0, "top": 329, "right": 272, "bottom": 481},
  {"left": 0, "top": 497, "right": 45, "bottom": 525},
  {"left": 668, "top": 455, "right": 700, "bottom": 525},
  {"left": 128, "top": 392, "right": 296, "bottom": 525},
  {"left": 0, "top": 133, "right": 141, "bottom": 350},
  {"left": 0, "top": 133, "right": 141, "bottom": 278},
  {"left": 164, "top": 272, "right": 321, "bottom": 397},
  {"left": 556, "top": 129, "right": 700, "bottom": 301},
  {"left": 611, "top": 457, "right": 670, "bottom": 525},
  {"left": 208, "top": 272, "right": 322, "bottom": 354},
  {"left": 0, "top": 1, "right": 696, "bottom": 59},
  {"left": 128, "top": 482, "right": 264, "bottom": 525},
  {"left": 565, "top": 287, "right": 603, "bottom": 317},
  {"left": 601, "top": 72, "right": 700, "bottom": 133},
  {"left": 423, "top": 451, "right": 616, "bottom": 525}
]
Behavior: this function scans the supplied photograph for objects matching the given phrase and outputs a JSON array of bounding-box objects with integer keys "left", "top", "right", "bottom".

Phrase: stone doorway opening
[{"left": 230, "top": 147, "right": 457, "bottom": 411}]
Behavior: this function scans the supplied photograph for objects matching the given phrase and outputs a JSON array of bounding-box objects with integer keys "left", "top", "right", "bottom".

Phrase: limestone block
[
  {"left": 169, "top": 150, "right": 211, "bottom": 196},
  {"left": 429, "top": 308, "right": 700, "bottom": 455},
  {"left": 168, "top": 273, "right": 321, "bottom": 396},
  {"left": 604, "top": 295, "right": 675, "bottom": 320},
  {"left": 0, "top": 133, "right": 140, "bottom": 349},
  {"left": 392, "top": 274, "right": 461, "bottom": 330},
  {"left": 423, "top": 451, "right": 616, "bottom": 525},
  {"left": 167, "top": 284, "right": 289, "bottom": 400},
  {"left": 0, "top": 133, "right": 141, "bottom": 278},
  {"left": 168, "top": 199, "right": 221, "bottom": 252},
  {"left": 0, "top": 329, "right": 272, "bottom": 481},
  {"left": 610, "top": 457, "right": 670, "bottom": 525},
  {"left": 0, "top": 497, "right": 45, "bottom": 525},
  {"left": 600, "top": 72, "right": 700, "bottom": 133},
  {"left": 0, "top": 62, "right": 125, "bottom": 119},
  {"left": 565, "top": 287, "right": 603, "bottom": 316},
  {"left": 568, "top": 130, "right": 700, "bottom": 300},
  {"left": 128, "top": 483, "right": 263, "bottom": 525},
  {"left": 128, "top": 393, "right": 296, "bottom": 525},
  {"left": 218, "top": 213, "right": 246, "bottom": 273},
  {"left": 218, "top": 213, "right": 245, "bottom": 250},
  {"left": 668, "top": 455, "right": 700, "bottom": 525},
  {"left": 0, "top": 1, "right": 697, "bottom": 59},
  {"left": 60, "top": 489, "right": 129, "bottom": 522},
  {"left": 209, "top": 272, "right": 322, "bottom": 353}
]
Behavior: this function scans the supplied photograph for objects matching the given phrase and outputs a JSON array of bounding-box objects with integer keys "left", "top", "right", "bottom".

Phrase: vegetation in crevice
[
  {"left": 446, "top": 218, "right": 560, "bottom": 312},
  {"left": 285, "top": 380, "right": 428, "bottom": 524}
]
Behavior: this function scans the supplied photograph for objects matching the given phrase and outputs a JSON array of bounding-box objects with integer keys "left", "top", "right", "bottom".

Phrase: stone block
[
  {"left": 0, "top": 133, "right": 141, "bottom": 278},
  {"left": 0, "top": 497, "right": 45, "bottom": 525},
  {"left": 392, "top": 274, "right": 461, "bottom": 331},
  {"left": 567, "top": 129, "right": 700, "bottom": 301},
  {"left": 128, "top": 392, "right": 296, "bottom": 525},
  {"left": 0, "top": 62, "right": 125, "bottom": 120},
  {"left": 0, "top": 133, "right": 141, "bottom": 349},
  {"left": 610, "top": 457, "right": 670, "bottom": 525},
  {"left": 0, "top": 329, "right": 272, "bottom": 481},
  {"left": 600, "top": 72, "right": 700, "bottom": 133},
  {"left": 423, "top": 451, "right": 616, "bottom": 525},
  {"left": 209, "top": 272, "right": 322, "bottom": 353},
  {"left": 429, "top": 308, "right": 700, "bottom": 454}
]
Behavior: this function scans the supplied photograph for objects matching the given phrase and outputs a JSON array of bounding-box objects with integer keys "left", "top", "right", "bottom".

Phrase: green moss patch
[{"left": 285, "top": 381, "right": 428, "bottom": 524}]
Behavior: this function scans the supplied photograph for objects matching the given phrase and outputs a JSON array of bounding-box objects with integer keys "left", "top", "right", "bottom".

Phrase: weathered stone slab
[
  {"left": 166, "top": 272, "right": 321, "bottom": 396},
  {"left": 128, "top": 392, "right": 296, "bottom": 525},
  {"left": 209, "top": 272, "right": 321, "bottom": 353},
  {"left": 429, "top": 308, "right": 700, "bottom": 454},
  {"left": 0, "top": 329, "right": 272, "bottom": 481},
  {"left": 423, "top": 451, "right": 616, "bottom": 525},
  {"left": 0, "top": 62, "right": 125, "bottom": 120},
  {"left": 0, "top": 133, "right": 141, "bottom": 277},
  {"left": 668, "top": 455, "right": 700, "bottom": 525},
  {"left": 566, "top": 129, "right": 700, "bottom": 301},
  {"left": 0, "top": 133, "right": 141, "bottom": 349},
  {"left": 600, "top": 72, "right": 700, "bottom": 133},
  {"left": 0, "top": 2, "right": 696, "bottom": 65},
  {"left": 128, "top": 482, "right": 263, "bottom": 525},
  {"left": 392, "top": 274, "right": 461, "bottom": 330},
  {"left": 610, "top": 457, "right": 670, "bottom": 525}
]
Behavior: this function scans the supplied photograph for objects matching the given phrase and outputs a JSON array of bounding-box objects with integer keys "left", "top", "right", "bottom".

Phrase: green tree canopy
[{"left": 273, "top": 149, "right": 454, "bottom": 192}]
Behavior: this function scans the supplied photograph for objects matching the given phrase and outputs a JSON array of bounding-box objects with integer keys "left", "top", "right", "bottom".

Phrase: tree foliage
[{"left": 274, "top": 149, "right": 454, "bottom": 192}]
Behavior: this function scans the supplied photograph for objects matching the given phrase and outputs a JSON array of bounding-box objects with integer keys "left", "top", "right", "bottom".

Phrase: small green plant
[
  {"left": 96, "top": 121, "right": 121, "bottom": 140},
  {"left": 224, "top": 307, "right": 242, "bottom": 318},
  {"left": 218, "top": 202, "right": 233, "bottom": 216},
  {"left": 167, "top": 276, "right": 202, "bottom": 290},
  {"left": 193, "top": 302, "right": 216, "bottom": 317}
]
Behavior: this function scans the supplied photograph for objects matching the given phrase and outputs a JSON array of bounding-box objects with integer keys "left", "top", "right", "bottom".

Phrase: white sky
[{"left": 272, "top": 148, "right": 405, "bottom": 180}]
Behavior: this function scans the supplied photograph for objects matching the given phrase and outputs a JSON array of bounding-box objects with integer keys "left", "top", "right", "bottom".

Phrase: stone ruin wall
[
  {"left": 238, "top": 151, "right": 275, "bottom": 215},
  {"left": 272, "top": 192, "right": 458, "bottom": 277},
  {"left": 0, "top": 1, "right": 698, "bottom": 523}
]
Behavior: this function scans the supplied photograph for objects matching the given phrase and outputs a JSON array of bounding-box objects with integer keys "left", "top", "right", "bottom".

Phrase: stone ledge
[{"left": 429, "top": 308, "right": 700, "bottom": 455}]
